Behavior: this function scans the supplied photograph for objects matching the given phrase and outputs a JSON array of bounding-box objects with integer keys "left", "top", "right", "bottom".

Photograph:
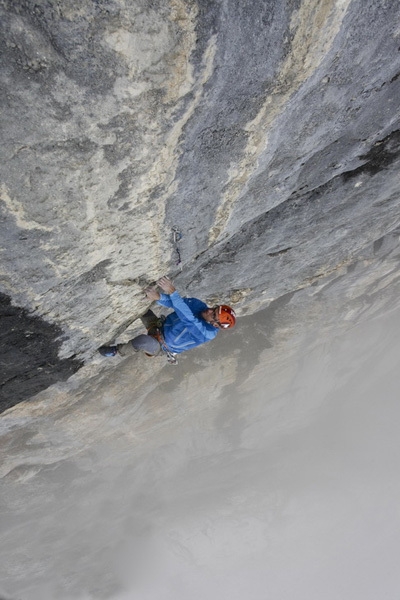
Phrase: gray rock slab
[{"left": 1, "top": 0, "right": 400, "bottom": 404}]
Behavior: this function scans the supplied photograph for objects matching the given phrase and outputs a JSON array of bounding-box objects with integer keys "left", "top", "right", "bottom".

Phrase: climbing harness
[
  {"left": 172, "top": 227, "right": 183, "bottom": 271},
  {"left": 149, "top": 329, "right": 178, "bottom": 365},
  {"left": 147, "top": 320, "right": 178, "bottom": 366},
  {"left": 141, "top": 311, "right": 178, "bottom": 365}
]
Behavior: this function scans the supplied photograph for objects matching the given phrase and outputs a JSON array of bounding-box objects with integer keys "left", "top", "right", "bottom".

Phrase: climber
[{"left": 98, "top": 276, "right": 236, "bottom": 364}]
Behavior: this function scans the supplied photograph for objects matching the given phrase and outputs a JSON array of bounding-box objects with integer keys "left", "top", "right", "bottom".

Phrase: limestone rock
[{"left": 1, "top": 0, "right": 400, "bottom": 408}]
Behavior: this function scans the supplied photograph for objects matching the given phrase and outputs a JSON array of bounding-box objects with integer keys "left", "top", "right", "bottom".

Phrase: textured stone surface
[
  {"left": 2, "top": 3, "right": 400, "bottom": 595},
  {"left": 1, "top": 0, "right": 400, "bottom": 406},
  {"left": 0, "top": 292, "right": 81, "bottom": 412},
  {"left": 1, "top": 227, "right": 400, "bottom": 599}
]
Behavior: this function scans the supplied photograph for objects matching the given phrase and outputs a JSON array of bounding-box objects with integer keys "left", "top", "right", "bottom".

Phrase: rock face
[
  {"left": 1, "top": 0, "right": 400, "bottom": 408},
  {"left": 0, "top": 292, "right": 82, "bottom": 412}
]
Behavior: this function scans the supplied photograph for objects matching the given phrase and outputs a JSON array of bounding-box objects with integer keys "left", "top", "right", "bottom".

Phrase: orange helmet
[{"left": 216, "top": 305, "right": 236, "bottom": 329}]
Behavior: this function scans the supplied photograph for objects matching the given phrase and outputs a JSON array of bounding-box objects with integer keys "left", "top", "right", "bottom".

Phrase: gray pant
[{"left": 117, "top": 310, "right": 162, "bottom": 357}]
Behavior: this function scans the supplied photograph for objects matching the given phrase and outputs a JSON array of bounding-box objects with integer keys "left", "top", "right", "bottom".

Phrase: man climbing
[{"left": 99, "top": 276, "right": 236, "bottom": 364}]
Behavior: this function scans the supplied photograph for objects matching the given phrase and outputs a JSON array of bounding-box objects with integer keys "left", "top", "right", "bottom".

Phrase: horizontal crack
[{"left": 267, "top": 247, "right": 291, "bottom": 257}]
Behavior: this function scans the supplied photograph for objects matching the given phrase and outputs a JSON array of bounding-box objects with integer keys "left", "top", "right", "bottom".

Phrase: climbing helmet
[{"left": 216, "top": 305, "right": 236, "bottom": 328}]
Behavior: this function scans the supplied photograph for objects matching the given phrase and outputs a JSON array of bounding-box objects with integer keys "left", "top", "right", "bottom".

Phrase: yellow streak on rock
[
  {"left": 101, "top": 0, "right": 212, "bottom": 279},
  {"left": 163, "top": 0, "right": 198, "bottom": 103},
  {"left": 135, "top": 33, "right": 217, "bottom": 272},
  {"left": 209, "top": 0, "right": 352, "bottom": 244},
  {"left": 0, "top": 184, "right": 52, "bottom": 232}
]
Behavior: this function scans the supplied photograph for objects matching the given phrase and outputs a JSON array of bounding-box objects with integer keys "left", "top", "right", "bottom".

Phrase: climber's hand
[
  {"left": 145, "top": 286, "right": 161, "bottom": 301},
  {"left": 157, "top": 276, "right": 176, "bottom": 295}
]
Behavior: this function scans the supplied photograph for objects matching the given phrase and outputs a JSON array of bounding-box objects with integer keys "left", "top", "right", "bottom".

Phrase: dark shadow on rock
[
  {"left": 342, "top": 129, "right": 400, "bottom": 181},
  {"left": 0, "top": 293, "right": 82, "bottom": 414}
]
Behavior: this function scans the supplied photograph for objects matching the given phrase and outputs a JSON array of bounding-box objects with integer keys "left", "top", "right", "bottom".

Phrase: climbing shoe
[{"left": 98, "top": 345, "right": 118, "bottom": 357}]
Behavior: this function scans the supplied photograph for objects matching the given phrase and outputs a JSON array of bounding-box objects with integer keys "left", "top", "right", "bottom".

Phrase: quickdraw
[
  {"left": 148, "top": 326, "right": 178, "bottom": 365},
  {"left": 172, "top": 227, "right": 183, "bottom": 271}
]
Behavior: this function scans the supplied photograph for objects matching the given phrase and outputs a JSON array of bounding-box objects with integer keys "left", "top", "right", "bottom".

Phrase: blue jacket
[{"left": 157, "top": 291, "right": 218, "bottom": 354}]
